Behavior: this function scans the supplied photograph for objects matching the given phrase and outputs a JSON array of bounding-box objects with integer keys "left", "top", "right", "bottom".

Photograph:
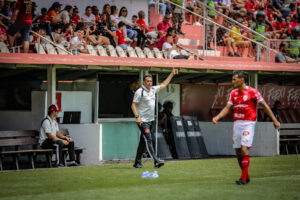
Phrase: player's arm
[
  {"left": 212, "top": 103, "right": 232, "bottom": 124},
  {"left": 131, "top": 102, "right": 142, "bottom": 126},
  {"left": 259, "top": 100, "right": 280, "bottom": 130},
  {"left": 160, "top": 69, "right": 179, "bottom": 90}
]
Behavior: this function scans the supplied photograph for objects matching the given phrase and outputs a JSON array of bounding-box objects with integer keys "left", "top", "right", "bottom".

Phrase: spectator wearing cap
[
  {"left": 7, "top": 0, "right": 33, "bottom": 53},
  {"left": 39, "top": 104, "right": 79, "bottom": 167},
  {"left": 48, "top": 2, "right": 62, "bottom": 25}
]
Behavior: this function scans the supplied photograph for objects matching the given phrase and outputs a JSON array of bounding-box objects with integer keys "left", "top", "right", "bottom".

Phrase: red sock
[
  {"left": 237, "top": 157, "right": 242, "bottom": 169},
  {"left": 241, "top": 155, "right": 250, "bottom": 181}
]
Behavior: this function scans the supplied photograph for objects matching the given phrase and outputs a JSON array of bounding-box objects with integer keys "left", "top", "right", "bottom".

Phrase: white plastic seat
[
  {"left": 127, "top": 46, "right": 137, "bottom": 58},
  {"left": 0, "top": 42, "right": 10, "bottom": 53},
  {"left": 162, "top": 50, "right": 171, "bottom": 59},
  {"left": 35, "top": 43, "right": 46, "bottom": 54},
  {"left": 181, "top": 49, "right": 189, "bottom": 56},
  {"left": 116, "top": 46, "right": 127, "bottom": 57},
  {"left": 135, "top": 47, "right": 145, "bottom": 58},
  {"left": 56, "top": 44, "right": 68, "bottom": 55},
  {"left": 45, "top": 43, "right": 57, "bottom": 54},
  {"left": 153, "top": 47, "right": 164, "bottom": 59},
  {"left": 143, "top": 47, "right": 154, "bottom": 58},
  {"left": 96, "top": 45, "right": 108, "bottom": 56},
  {"left": 87, "top": 44, "right": 98, "bottom": 56},
  {"left": 106, "top": 45, "right": 117, "bottom": 57}
]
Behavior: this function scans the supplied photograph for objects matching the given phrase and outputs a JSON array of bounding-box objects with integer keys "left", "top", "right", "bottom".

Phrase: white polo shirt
[
  {"left": 133, "top": 85, "right": 160, "bottom": 122},
  {"left": 39, "top": 116, "right": 59, "bottom": 145}
]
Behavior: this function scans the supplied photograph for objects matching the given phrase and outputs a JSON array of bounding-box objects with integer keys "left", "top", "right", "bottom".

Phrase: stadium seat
[
  {"left": 127, "top": 46, "right": 138, "bottom": 58},
  {"left": 153, "top": 47, "right": 164, "bottom": 59},
  {"left": 35, "top": 43, "right": 46, "bottom": 54},
  {"left": 87, "top": 44, "right": 98, "bottom": 56},
  {"left": 116, "top": 46, "right": 127, "bottom": 57},
  {"left": 181, "top": 49, "right": 189, "bottom": 56},
  {"left": 56, "top": 44, "right": 69, "bottom": 55},
  {"left": 96, "top": 45, "right": 108, "bottom": 56},
  {"left": 0, "top": 42, "right": 10, "bottom": 53},
  {"left": 143, "top": 47, "right": 154, "bottom": 58},
  {"left": 106, "top": 45, "right": 117, "bottom": 57},
  {"left": 45, "top": 43, "right": 57, "bottom": 55},
  {"left": 135, "top": 47, "right": 146, "bottom": 58},
  {"left": 162, "top": 50, "right": 170, "bottom": 59}
]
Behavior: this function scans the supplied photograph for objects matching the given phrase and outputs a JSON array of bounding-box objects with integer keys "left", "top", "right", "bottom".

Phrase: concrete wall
[
  {"left": 199, "top": 122, "right": 279, "bottom": 156},
  {"left": 60, "top": 124, "right": 102, "bottom": 165},
  {"left": 158, "top": 84, "right": 180, "bottom": 116},
  {"left": 0, "top": 91, "right": 46, "bottom": 131}
]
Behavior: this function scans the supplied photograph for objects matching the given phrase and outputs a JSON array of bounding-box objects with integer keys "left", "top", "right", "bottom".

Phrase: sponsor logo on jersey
[
  {"left": 243, "top": 131, "right": 250, "bottom": 136},
  {"left": 243, "top": 95, "right": 248, "bottom": 101}
]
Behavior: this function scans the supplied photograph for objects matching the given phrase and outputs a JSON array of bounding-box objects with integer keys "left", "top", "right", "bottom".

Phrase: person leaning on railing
[{"left": 275, "top": 42, "right": 300, "bottom": 63}]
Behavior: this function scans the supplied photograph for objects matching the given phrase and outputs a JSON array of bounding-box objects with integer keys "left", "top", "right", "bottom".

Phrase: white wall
[
  {"left": 34, "top": 0, "right": 149, "bottom": 22},
  {"left": 57, "top": 91, "right": 92, "bottom": 123},
  {"left": 158, "top": 84, "right": 180, "bottom": 116},
  {"left": 60, "top": 124, "right": 102, "bottom": 165},
  {"left": 199, "top": 122, "right": 279, "bottom": 156}
]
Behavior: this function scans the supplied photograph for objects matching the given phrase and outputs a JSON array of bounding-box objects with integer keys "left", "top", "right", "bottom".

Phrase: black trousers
[
  {"left": 134, "top": 121, "right": 159, "bottom": 165},
  {"left": 41, "top": 139, "right": 75, "bottom": 165}
]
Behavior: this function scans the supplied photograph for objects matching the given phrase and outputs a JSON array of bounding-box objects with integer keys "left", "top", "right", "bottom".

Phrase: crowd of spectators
[{"left": 0, "top": 0, "right": 298, "bottom": 60}]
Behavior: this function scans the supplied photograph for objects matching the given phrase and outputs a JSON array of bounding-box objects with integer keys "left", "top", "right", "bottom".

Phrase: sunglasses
[{"left": 122, "top": 10, "right": 127, "bottom": 12}]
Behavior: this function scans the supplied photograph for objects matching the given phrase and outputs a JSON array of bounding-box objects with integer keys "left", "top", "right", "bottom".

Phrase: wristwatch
[{"left": 135, "top": 115, "right": 139, "bottom": 118}]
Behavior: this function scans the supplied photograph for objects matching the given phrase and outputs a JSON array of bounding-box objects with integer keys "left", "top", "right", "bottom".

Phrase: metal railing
[{"left": 164, "top": 0, "right": 284, "bottom": 62}]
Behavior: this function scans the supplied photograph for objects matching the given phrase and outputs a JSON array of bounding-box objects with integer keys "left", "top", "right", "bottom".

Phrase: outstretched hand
[{"left": 172, "top": 68, "right": 179, "bottom": 75}]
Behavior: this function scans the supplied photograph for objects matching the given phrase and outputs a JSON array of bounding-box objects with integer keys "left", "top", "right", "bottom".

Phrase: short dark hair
[
  {"left": 233, "top": 71, "right": 247, "bottom": 81},
  {"left": 163, "top": 101, "right": 173, "bottom": 109},
  {"left": 279, "top": 42, "right": 288, "bottom": 49},
  {"left": 143, "top": 74, "right": 152, "bottom": 80},
  {"left": 167, "top": 27, "right": 175, "bottom": 34},
  {"left": 132, "top": 15, "right": 137, "bottom": 18},
  {"left": 166, "top": 33, "right": 172, "bottom": 38},
  {"left": 118, "top": 21, "right": 125, "bottom": 28}
]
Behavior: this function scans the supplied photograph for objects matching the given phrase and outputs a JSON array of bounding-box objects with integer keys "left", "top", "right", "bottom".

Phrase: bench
[
  {"left": 280, "top": 124, "right": 300, "bottom": 155},
  {"left": 0, "top": 130, "right": 86, "bottom": 170}
]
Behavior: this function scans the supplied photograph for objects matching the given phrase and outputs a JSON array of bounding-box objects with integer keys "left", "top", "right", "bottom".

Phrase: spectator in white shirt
[
  {"left": 119, "top": 6, "right": 137, "bottom": 41},
  {"left": 110, "top": 5, "right": 120, "bottom": 31},
  {"left": 162, "top": 34, "right": 191, "bottom": 59},
  {"left": 81, "top": 6, "right": 96, "bottom": 29},
  {"left": 58, "top": 5, "right": 73, "bottom": 25},
  {"left": 69, "top": 30, "right": 88, "bottom": 55}
]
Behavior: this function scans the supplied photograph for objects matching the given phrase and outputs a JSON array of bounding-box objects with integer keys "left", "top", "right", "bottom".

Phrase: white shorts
[{"left": 233, "top": 120, "right": 256, "bottom": 148}]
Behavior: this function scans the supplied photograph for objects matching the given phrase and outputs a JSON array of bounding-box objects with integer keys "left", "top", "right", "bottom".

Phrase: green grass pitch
[{"left": 0, "top": 155, "right": 299, "bottom": 200}]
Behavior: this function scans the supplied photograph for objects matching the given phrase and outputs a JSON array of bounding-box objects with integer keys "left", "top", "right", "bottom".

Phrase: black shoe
[
  {"left": 235, "top": 178, "right": 248, "bottom": 185},
  {"left": 69, "top": 161, "right": 79, "bottom": 167},
  {"left": 206, "top": 47, "right": 215, "bottom": 50},
  {"left": 133, "top": 163, "right": 143, "bottom": 168},
  {"left": 54, "top": 163, "right": 65, "bottom": 168},
  {"left": 154, "top": 160, "right": 164, "bottom": 168},
  {"left": 228, "top": 52, "right": 234, "bottom": 57},
  {"left": 234, "top": 52, "right": 241, "bottom": 57},
  {"left": 177, "top": 30, "right": 185, "bottom": 35},
  {"left": 246, "top": 178, "right": 250, "bottom": 183}
]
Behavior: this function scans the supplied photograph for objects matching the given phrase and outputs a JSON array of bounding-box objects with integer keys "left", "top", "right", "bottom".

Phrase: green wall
[{"left": 102, "top": 122, "right": 140, "bottom": 160}]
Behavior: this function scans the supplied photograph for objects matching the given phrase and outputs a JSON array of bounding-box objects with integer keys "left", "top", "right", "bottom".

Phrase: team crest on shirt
[
  {"left": 243, "top": 131, "right": 250, "bottom": 136},
  {"left": 243, "top": 95, "right": 248, "bottom": 101},
  {"left": 145, "top": 129, "right": 150, "bottom": 134}
]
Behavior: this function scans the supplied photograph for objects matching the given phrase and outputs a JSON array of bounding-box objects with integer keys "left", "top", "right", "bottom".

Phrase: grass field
[{"left": 0, "top": 155, "right": 299, "bottom": 200}]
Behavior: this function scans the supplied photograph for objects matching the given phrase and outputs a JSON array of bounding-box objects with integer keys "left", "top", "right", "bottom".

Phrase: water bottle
[
  {"left": 152, "top": 171, "right": 159, "bottom": 178},
  {"left": 141, "top": 171, "right": 149, "bottom": 178}
]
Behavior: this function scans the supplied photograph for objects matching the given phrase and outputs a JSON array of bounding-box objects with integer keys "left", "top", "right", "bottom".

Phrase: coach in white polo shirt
[
  {"left": 131, "top": 69, "right": 178, "bottom": 168},
  {"left": 39, "top": 104, "right": 78, "bottom": 167}
]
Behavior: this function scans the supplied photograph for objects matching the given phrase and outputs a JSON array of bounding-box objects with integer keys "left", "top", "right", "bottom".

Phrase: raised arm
[{"left": 160, "top": 69, "right": 179, "bottom": 90}]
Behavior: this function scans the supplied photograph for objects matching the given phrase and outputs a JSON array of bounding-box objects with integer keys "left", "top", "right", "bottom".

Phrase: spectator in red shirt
[
  {"left": 48, "top": 2, "right": 62, "bottom": 25},
  {"left": 37, "top": 7, "right": 52, "bottom": 37},
  {"left": 92, "top": 5, "right": 101, "bottom": 23},
  {"left": 7, "top": 0, "right": 32, "bottom": 53},
  {"left": 71, "top": 7, "right": 80, "bottom": 29},
  {"left": 157, "top": 13, "right": 172, "bottom": 36},
  {"left": 157, "top": 27, "right": 178, "bottom": 50},
  {"left": 266, "top": 5, "right": 274, "bottom": 21},
  {"left": 290, "top": 15, "right": 300, "bottom": 30},
  {"left": 245, "top": 0, "right": 256, "bottom": 13},
  {"left": 116, "top": 21, "right": 127, "bottom": 50},
  {"left": 137, "top": 10, "right": 158, "bottom": 40},
  {"left": 271, "top": 17, "right": 287, "bottom": 39}
]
